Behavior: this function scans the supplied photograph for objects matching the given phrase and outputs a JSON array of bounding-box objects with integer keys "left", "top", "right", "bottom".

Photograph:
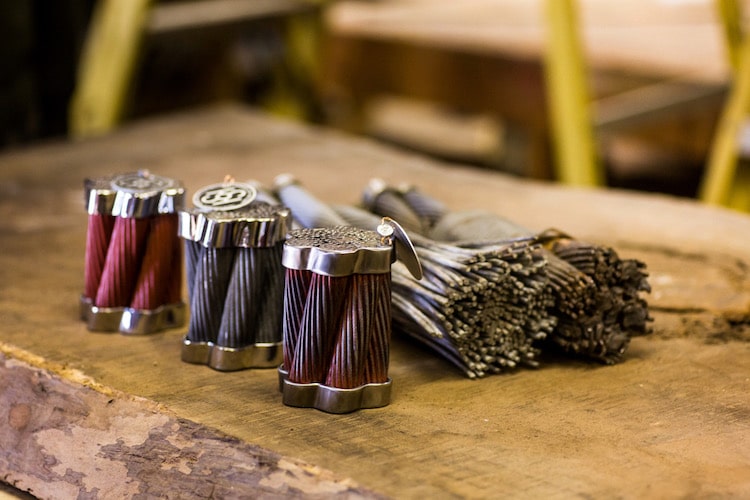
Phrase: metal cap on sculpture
[{"left": 85, "top": 170, "right": 184, "bottom": 218}]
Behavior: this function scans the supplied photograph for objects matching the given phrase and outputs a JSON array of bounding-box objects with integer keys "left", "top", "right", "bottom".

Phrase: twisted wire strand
[
  {"left": 165, "top": 226, "right": 183, "bottom": 305},
  {"left": 282, "top": 268, "right": 312, "bottom": 372},
  {"left": 184, "top": 239, "right": 202, "bottom": 305},
  {"left": 84, "top": 214, "right": 115, "bottom": 300},
  {"left": 255, "top": 244, "right": 286, "bottom": 344},
  {"left": 325, "top": 273, "right": 378, "bottom": 389},
  {"left": 288, "top": 273, "right": 349, "bottom": 384},
  {"left": 216, "top": 247, "right": 261, "bottom": 348},
  {"left": 187, "top": 247, "right": 235, "bottom": 343},
  {"left": 364, "top": 273, "right": 392, "bottom": 384},
  {"left": 95, "top": 217, "right": 149, "bottom": 308},
  {"left": 131, "top": 214, "right": 179, "bottom": 310}
]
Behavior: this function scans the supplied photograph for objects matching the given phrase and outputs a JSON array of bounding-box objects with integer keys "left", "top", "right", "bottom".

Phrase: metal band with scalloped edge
[
  {"left": 277, "top": 367, "right": 392, "bottom": 413},
  {"left": 181, "top": 338, "right": 283, "bottom": 370},
  {"left": 181, "top": 339, "right": 213, "bottom": 365},
  {"left": 84, "top": 171, "right": 184, "bottom": 218},
  {"left": 282, "top": 226, "right": 393, "bottom": 276},
  {"left": 178, "top": 203, "right": 290, "bottom": 248},
  {"left": 79, "top": 296, "right": 186, "bottom": 334},
  {"left": 209, "top": 343, "right": 283, "bottom": 371}
]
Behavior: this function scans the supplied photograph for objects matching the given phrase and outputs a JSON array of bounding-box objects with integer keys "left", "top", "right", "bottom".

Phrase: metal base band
[
  {"left": 80, "top": 296, "right": 186, "bottom": 334},
  {"left": 278, "top": 367, "right": 392, "bottom": 414},
  {"left": 181, "top": 338, "right": 283, "bottom": 371}
]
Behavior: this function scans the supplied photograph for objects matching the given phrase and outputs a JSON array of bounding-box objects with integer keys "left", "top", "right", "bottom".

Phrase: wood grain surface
[{"left": 1, "top": 106, "right": 749, "bottom": 498}]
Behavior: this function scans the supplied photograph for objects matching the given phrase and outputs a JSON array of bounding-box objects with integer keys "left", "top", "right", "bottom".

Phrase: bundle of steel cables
[
  {"left": 361, "top": 179, "right": 652, "bottom": 365},
  {"left": 271, "top": 175, "right": 651, "bottom": 378}
]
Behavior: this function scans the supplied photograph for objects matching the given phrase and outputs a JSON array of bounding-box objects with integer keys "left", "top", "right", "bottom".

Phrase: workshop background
[
  {"left": 0, "top": 0, "right": 748, "bottom": 200},
  {"left": 3, "top": 2, "right": 750, "bottom": 498}
]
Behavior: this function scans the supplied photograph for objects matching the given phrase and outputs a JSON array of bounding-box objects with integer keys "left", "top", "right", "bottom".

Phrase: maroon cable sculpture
[
  {"left": 278, "top": 219, "right": 422, "bottom": 414},
  {"left": 80, "top": 171, "right": 185, "bottom": 334}
]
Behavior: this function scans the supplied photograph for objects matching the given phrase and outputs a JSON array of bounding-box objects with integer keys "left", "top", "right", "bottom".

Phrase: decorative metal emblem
[{"left": 192, "top": 182, "right": 257, "bottom": 212}]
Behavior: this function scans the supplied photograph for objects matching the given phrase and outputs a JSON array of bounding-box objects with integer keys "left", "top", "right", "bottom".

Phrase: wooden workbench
[{"left": 1, "top": 106, "right": 749, "bottom": 498}]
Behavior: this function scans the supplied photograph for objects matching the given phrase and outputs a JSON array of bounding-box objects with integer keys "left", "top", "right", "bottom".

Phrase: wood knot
[{"left": 9, "top": 403, "right": 31, "bottom": 431}]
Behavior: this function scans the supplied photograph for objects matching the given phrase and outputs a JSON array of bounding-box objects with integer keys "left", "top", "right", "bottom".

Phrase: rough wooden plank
[
  {"left": 1, "top": 106, "right": 749, "bottom": 498},
  {"left": 0, "top": 345, "right": 381, "bottom": 499}
]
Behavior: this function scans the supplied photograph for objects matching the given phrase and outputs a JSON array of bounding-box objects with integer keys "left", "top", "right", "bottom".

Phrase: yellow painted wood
[
  {"left": 262, "top": 7, "right": 324, "bottom": 121},
  {"left": 542, "top": 0, "right": 602, "bottom": 186},
  {"left": 717, "top": 0, "right": 743, "bottom": 72},
  {"left": 700, "top": 1, "right": 750, "bottom": 208},
  {"left": 69, "top": 0, "right": 153, "bottom": 138},
  {"left": 69, "top": 0, "right": 320, "bottom": 136},
  {"left": 726, "top": 160, "right": 750, "bottom": 209}
]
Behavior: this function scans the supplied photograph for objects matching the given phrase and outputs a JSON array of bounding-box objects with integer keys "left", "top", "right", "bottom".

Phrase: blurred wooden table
[
  {"left": 322, "top": 0, "right": 735, "bottom": 178},
  {"left": 1, "top": 106, "right": 749, "bottom": 498}
]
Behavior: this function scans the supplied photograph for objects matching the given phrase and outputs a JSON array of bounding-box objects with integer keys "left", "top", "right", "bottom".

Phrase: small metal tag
[{"left": 378, "top": 217, "right": 423, "bottom": 280}]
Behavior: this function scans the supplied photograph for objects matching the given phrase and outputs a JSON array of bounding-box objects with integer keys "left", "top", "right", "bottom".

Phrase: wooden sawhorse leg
[
  {"left": 543, "top": 0, "right": 603, "bottom": 186},
  {"left": 699, "top": 0, "right": 750, "bottom": 210}
]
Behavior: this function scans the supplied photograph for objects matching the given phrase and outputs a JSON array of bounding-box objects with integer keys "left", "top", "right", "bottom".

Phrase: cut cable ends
[{"left": 363, "top": 180, "right": 652, "bottom": 367}]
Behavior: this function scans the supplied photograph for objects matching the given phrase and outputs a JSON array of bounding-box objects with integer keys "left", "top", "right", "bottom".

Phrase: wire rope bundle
[{"left": 363, "top": 180, "right": 652, "bottom": 364}]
